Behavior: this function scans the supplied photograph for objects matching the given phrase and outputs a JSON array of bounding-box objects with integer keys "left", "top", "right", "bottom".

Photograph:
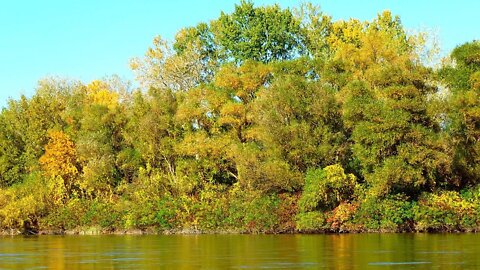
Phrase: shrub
[
  {"left": 155, "top": 196, "right": 179, "bottom": 229},
  {"left": 295, "top": 211, "right": 326, "bottom": 232},
  {"left": 227, "top": 184, "right": 280, "bottom": 233},
  {"left": 355, "top": 194, "right": 414, "bottom": 231},
  {"left": 192, "top": 183, "right": 229, "bottom": 230},
  {"left": 298, "top": 164, "right": 356, "bottom": 212},
  {"left": 326, "top": 202, "right": 358, "bottom": 232},
  {"left": 0, "top": 173, "right": 47, "bottom": 232},
  {"left": 413, "top": 191, "right": 480, "bottom": 232},
  {"left": 276, "top": 193, "right": 299, "bottom": 233}
]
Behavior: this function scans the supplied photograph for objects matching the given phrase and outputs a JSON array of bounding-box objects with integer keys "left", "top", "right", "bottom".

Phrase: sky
[{"left": 0, "top": 0, "right": 479, "bottom": 108}]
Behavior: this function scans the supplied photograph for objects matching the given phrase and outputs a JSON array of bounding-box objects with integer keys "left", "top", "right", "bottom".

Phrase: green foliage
[
  {"left": 213, "top": 0, "right": 304, "bottom": 63},
  {"left": 299, "top": 164, "right": 356, "bottom": 212},
  {"left": 227, "top": 184, "right": 280, "bottom": 233},
  {"left": 190, "top": 184, "right": 229, "bottom": 230},
  {"left": 295, "top": 165, "right": 355, "bottom": 232},
  {"left": 439, "top": 41, "right": 480, "bottom": 186},
  {"left": 451, "top": 41, "right": 480, "bottom": 70},
  {"left": 355, "top": 194, "right": 415, "bottom": 231},
  {"left": 0, "top": 80, "right": 70, "bottom": 187},
  {"left": 155, "top": 196, "right": 179, "bottom": 229},
  {"left": 43, "top": 198, "right": 122, "bottom": 230},
  {"left": 254, "top": 72, "right": 347, "bottom": 172},
  {"left": 295, "top": 211, "right": 326, "bottom": 232},
  {"left": 334, "top": 20, "right": 450, "bottom": 195}
]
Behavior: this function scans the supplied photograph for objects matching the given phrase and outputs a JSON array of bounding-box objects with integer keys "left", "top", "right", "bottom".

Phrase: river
[{"left": 0, "top": 233, "right": 478, "bottom": 269}]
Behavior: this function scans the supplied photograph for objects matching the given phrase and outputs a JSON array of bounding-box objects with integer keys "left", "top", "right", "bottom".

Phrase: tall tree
[
  {"left": 0, "top": 78, "right": 71, "bottom": 186},
  {"left": 75, "top": 80, "right": 125, "bottom": 197},
  {"left": 329, "top": 12, "right": 450, "bottom": 196},
  {"left": 212, "top": 0, "right": 304, "bottom": 63},
  {"left": 131, "top": 36, "right": 205, "bottom": 92},
  {"left": 439, "top": 41, "right": 480, "bottom": 186}
]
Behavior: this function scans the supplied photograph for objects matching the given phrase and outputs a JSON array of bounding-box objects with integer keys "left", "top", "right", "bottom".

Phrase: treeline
[{"left": 1, "top": 1, "right": 479, "bottom": 234}]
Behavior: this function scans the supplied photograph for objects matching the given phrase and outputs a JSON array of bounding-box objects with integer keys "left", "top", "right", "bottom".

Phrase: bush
[
  {"left": 298, "top": 164, "right": 356, "bottom": 212},
  {"left": 0, "top": 174, "right": 47, "bottom": 232},
  {"left": 355, "top": 194, "right": 414, "bottom": 231},
  {"left": 123, "top": 195, "right": 179, "bottom": 230},
  {"left": 42, "top": 198, "right": 83, "bottom": 230},
  {"left": 192, "top": 183, "right": 229, "bottom": 230},
  {"left": 413, "top": 191, "right": 480, "bottom": 232},
  {"left": 42, "top": 198, "right": 122, "bottom": 230},
  {"left": 81, "top": 199, "right": 121, "bottom": 229},
  {"left": 227, "top": 184, "right": 280, "bottom": 233},
  {"left": 276, "top": 193, "right": 299, "bottom": 233},
  {"left": 295, "top": 211, "right": 326, "bottom": 232},
  {"left": 155, "top": 196, "right": 179, "bottom": 229},
  {"left": 326, "top": 202, "right": 358, "bottom": 232},
  {"left": 295, "top": 165, "right": 357, "bottom": 232}
]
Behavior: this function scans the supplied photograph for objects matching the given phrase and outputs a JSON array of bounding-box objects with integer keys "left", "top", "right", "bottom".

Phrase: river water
[{"left": 0, "top": 233, "right": 478, "bottom": 269}]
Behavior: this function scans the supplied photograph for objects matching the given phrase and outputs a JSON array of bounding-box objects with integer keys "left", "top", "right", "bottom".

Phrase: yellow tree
[
  {"left": 39, "top": 130, "right": 78, "bottom": 203},
  {"left": 85, "top": 80, "right": 119, "bottom": 110},
  {"left": 214, "top": 60, "right": 271, "bottom": 143}
]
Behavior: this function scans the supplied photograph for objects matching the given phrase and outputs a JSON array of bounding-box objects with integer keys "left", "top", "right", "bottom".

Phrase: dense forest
[{"left": 1, "top": 1, "right": 479, "bottom": 234}]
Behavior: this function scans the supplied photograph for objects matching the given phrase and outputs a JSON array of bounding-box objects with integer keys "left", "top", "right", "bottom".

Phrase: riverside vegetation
[{"left": 1, "top": 1, "right": 480, "bottom": 234}]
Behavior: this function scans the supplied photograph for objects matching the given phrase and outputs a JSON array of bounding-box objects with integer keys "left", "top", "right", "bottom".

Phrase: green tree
[
  {"left": 212, "top": 0, "right": 304, "bottom": 63},
  {"left": 75, "top": 80, "right": 126, "bottom": 197},
  {"left": 299, "top": 164, "right": 356, "bottom": 212},
  {"left": 254, "top": 66, "right": 347, "bottom": 172},
  {"left": 439, "top": 41, "right": 480, "bottom": 186},
  {"left": 123, "top": 87, "right": 179, "bottom": 188},
  {"left": 330, "top": 12, "right": 450, "bottom": 196},
  {"left": 0, "top": 78, "right": 71, "bottom": 186}
]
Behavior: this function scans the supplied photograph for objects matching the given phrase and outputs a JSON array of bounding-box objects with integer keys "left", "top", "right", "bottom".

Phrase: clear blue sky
[{"left": 1, "top": 0, "right": 479, "bottom": 107}]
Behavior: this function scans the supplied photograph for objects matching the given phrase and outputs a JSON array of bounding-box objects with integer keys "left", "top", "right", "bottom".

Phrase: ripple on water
[
  {"left": 234, "top": 262, "right": 321, "bottom": 269},
  {"left": 368, "top": 261, "right": 432, "bottom": 266},
  {"left": 418, "top": 250, "right": 462, "bottom": 254},
  {"left": 110, "top": 257, "right": 143, "bottom": 261},
  {"left": 0, "top": 253, "right": 26, "bottom": 257}
]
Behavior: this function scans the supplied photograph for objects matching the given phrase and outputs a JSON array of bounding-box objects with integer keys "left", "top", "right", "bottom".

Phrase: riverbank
[
  {"left": 3, "top": 185, "right": 480, "bottom": 236},
  {"left": 3, "top": 224, "right": 480, "bottom": 236}
]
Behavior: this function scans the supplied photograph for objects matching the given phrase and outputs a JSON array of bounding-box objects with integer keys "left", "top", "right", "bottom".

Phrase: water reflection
[{"left": 0, "top": 233, "right": 479, "bottom": 269}]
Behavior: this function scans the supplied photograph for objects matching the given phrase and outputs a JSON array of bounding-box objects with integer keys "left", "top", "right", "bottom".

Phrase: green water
[{"left": 0, "top": 234, "right": 478, "bottom": 269}]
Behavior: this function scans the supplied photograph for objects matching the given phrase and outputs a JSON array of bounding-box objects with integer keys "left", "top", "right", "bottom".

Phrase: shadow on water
[{"left": 0, "top": 233, "right": 478, "bottom": 269}]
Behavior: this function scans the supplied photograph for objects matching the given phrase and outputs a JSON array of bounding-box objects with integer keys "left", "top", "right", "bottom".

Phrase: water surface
[{"left": 0, "top": 233, "right": 478, "bottom": 269}]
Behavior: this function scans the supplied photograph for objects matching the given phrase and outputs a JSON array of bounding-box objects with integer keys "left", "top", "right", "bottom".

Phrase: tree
[
  {"left": 439, "top": 41, "right": 480, "bottom": 185},
  {"left": 75, "top": 80, "right": 125, "bottom": 197},
  {"left": 293, "top": 3, "right": 332, "bottom": 58},
  {"left": 254, "top": 67, "right": 347, "bottom": 172},
  {"left": 123, "top": 88, "right": 179, "bottom": 187},
  {"left": 39, "top": 130, "right": 78, "bottom": 201},
  {"left": 0, "top": 78, "right": 72, "bottom": 187},
  {"left": 130, "top": 36, "right": 205, "bottom": 92},
  {"left": 329, "top": 11, "right": 450, "bottom": 196},
  {"left": 212, "top": 0, "right": 305, "bottom": 63},
  {"left": 175, "top": 84, "right": 237, "bottom": 189}
]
